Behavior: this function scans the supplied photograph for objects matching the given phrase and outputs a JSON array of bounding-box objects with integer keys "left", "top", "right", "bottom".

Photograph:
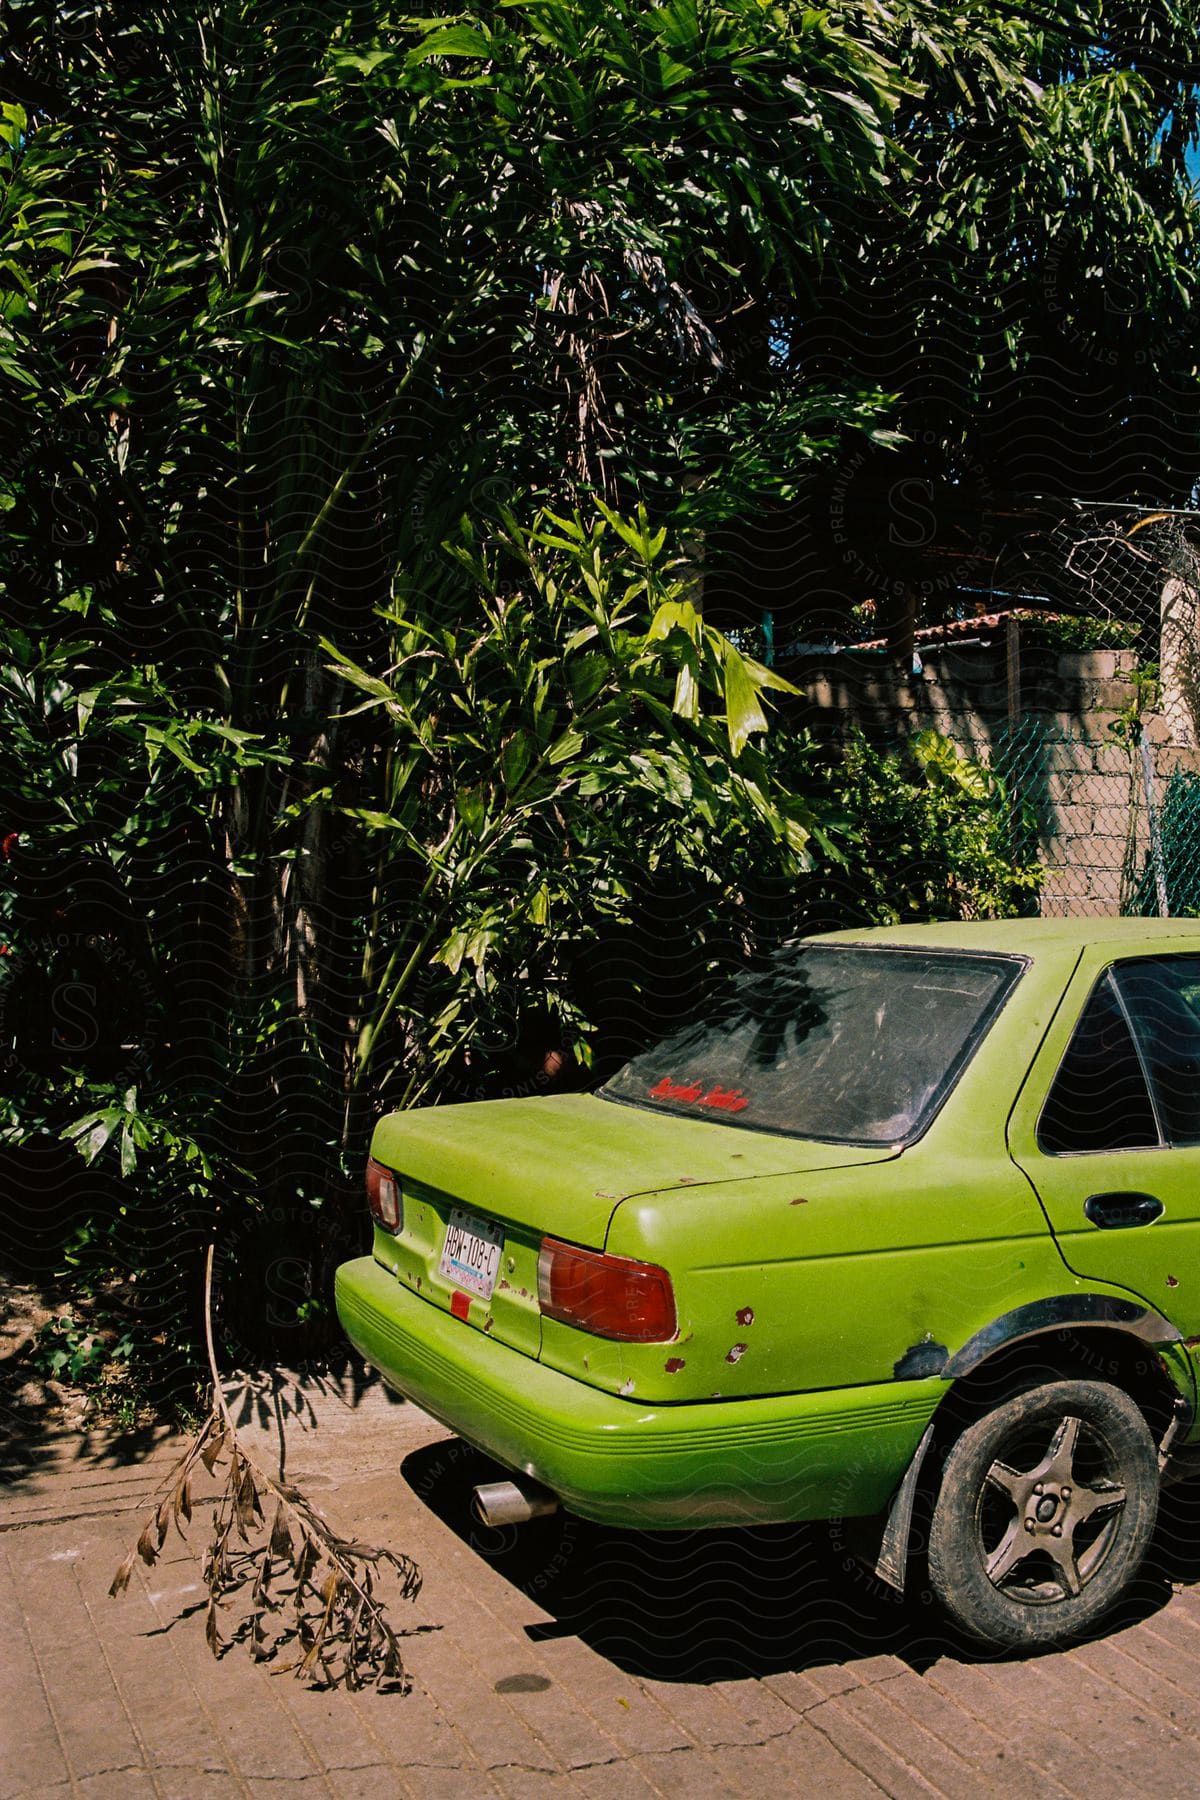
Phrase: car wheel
[{"left": 927, "top": 1379, "right": 1159, "bottom": 1649}]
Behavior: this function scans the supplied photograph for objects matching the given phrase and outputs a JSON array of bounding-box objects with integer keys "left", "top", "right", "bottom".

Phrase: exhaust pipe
[{"left": 472, "top": 1477, "right": 559, "bottom": 1527}]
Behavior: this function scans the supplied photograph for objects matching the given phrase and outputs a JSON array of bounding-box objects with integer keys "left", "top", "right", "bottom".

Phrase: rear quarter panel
[
  {"left": 596, "top": 1148, "right": 1072, "bottom": 1401},
  {"left": 567, "top": 941, "right": 1084, "bottom": 1404}
]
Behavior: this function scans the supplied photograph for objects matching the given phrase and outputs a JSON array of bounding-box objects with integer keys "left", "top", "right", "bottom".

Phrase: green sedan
[{"left": 336, "top": 918, "right": 1200, "bottom": 1650}]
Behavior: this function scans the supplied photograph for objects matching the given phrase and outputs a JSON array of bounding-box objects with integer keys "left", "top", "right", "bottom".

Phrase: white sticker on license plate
[{"left": 439, "top": 1208, "right": 504, "bottom": 1301}]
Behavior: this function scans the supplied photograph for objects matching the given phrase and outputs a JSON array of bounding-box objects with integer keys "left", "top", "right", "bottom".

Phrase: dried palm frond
[{"left": 110, "top": 1245, "right": 421, "bottom": 1690}]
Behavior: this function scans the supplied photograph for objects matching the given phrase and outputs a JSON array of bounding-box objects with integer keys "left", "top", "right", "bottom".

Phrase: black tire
[{"left": 927, "top": 1379, "right": 1159, "bottom": 1650}]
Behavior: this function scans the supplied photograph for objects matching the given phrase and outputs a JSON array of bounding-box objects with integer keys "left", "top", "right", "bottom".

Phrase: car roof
[{"left": 810, "top": 917, "right": 1200, "bottom": 954}]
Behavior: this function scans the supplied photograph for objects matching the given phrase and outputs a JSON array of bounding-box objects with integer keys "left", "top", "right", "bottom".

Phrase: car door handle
[{"left": 1083, "top": 1191, "right": 1164, "bottom": 1230}]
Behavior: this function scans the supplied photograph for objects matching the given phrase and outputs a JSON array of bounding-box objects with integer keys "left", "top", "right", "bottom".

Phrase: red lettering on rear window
[
  {"left": 649, "top": 1077, "right": 704, "bottom": 1102},
  {"left": 648, "top": 1077, "right": 748, "bottom": 1113},
  {"left": 699, "top": 1086, "right": 749, "bottom": 1113}
]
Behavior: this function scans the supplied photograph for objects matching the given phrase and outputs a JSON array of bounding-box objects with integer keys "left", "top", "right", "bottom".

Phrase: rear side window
[
  {"left": 1038, "top": 970, "right": 1160, "bottom": 1155},
  {"left": 1113, "top": 956, "right": 1200, "bottom": 1146}
]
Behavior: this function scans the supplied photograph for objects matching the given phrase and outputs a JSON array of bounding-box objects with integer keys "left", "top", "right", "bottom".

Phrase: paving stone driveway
[{"left": 3, "top": 1371, "right": 1200, "bottom": 1798}]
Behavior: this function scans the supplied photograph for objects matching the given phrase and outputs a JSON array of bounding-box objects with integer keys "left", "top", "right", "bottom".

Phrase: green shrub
[{"left": 794, "top": 728, "right": 1044, "bottom": 927}]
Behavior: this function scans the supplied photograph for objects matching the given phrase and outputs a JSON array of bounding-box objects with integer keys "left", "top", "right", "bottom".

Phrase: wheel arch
[
  {"left": 873, "top": 1294, "right": 1192, "bottom": 1593},
  {"left": 942, "top": 1292, "right": 1183, "bottom": 1383}
]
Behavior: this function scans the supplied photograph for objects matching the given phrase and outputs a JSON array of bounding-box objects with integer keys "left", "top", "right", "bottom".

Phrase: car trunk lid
[
  {"left": 368, "top": 1093, "right": 895, "bottom": 1354},
  {"left": 371, "top": 1092, "right": 893, "bottom": 1235}
]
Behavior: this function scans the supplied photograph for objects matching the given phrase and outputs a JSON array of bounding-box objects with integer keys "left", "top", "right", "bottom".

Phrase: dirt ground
[{"left": 0, "top": 1273, "right": 96, "bottom": 1436}]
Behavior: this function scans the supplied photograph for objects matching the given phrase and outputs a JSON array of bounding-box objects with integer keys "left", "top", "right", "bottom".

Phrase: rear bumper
[{"left": 335, "top": 1255, "right": 946, "bottom": 1529}]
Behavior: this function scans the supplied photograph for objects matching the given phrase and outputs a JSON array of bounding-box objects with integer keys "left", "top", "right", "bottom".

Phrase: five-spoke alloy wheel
[{"left": 928, "top": 1379, "right": 1159, "bottom": 1649}]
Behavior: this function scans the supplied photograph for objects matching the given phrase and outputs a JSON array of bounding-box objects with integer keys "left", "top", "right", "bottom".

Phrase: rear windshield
[{"left": 600, "top": 944, "right": 1023, "bottom": 1146}]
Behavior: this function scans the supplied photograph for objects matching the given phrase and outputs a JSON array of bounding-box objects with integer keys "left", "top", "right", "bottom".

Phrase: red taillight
[
  {"left": 537, "top": 1238, "right": 676, "bottom": 1343},
  {"left": 366, "top": 1157, "right": 402, "bottom": 1233}
]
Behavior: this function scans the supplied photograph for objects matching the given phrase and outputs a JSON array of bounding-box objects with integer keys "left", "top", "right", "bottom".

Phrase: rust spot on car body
[
  {"left": 893, "top": 1338, "right": 948, "bottom": 1381},
  {"left": 735, "top": 1307, "right": 755, "bottom": 1327},
  {"left": 497, "top": 1278, "right": 512, "bottom": 1291},
  {"left": 664, "top": 1357, "right": 686, "bottom": 1373},
  {"left": 789, "top": 1196, "right": 808, "bottom": 1205},
  {"left": 1167, "top": 1275, "right": 1180, "bottom": 1288},
  {"left": 726, "top": 1344, "right": 748, "bottom": 1364}
]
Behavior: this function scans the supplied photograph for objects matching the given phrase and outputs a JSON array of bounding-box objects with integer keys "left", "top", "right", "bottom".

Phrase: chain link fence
[
  {"left": 989, "top": 503, "right": 1200, "bottom": 917},
  {"left": 967, "top": 716, "right": 1200, "bottom": 919},
  {"left": 993, "top": 503, "right": 1200, "bottom": 741}
]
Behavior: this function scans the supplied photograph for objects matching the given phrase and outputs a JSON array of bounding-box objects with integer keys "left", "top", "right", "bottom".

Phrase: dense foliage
[
  {"left": 0, "top": 0, "right": 1185, "bottom": 1397},
  {"left": 800, "top": 730, "right": 1045, "bottom": 926}
]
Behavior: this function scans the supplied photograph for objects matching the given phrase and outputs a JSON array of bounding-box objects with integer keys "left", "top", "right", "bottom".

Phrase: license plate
[{"left": 439, "top": 1208, "right": 504, "bottom": 1301}]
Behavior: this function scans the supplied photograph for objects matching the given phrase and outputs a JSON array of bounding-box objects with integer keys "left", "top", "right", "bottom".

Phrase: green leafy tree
[
  {"left": 704, "top": 0, "right": 1200, "bottom": 631},
  {"left": 327, "top": 507, "right": 814, "bottom": 1133}
]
